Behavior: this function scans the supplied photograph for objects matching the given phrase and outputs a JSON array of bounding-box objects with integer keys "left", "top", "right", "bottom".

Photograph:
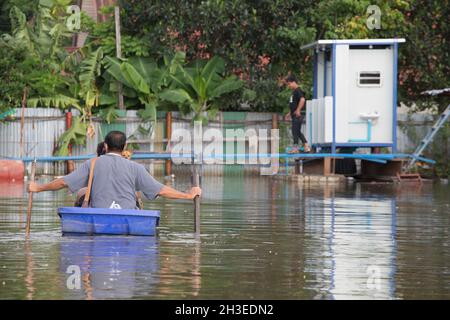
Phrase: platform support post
[{"left": 165, "top": 111, "right": 172, "bottom": 176}]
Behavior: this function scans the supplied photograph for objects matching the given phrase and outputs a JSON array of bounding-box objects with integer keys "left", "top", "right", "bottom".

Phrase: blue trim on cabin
[
  {"left": 348, "top": 120, "right": 372, "bottom": 142},
  {"left": 331, "top": 43, "right": 337, "bottom": 154},
  {"left": 392, "top": 43, "right": 398, "bottom": 153},
  {"left": 313, "top": 142, "right": 393, "bottom": 148},
  {"left": 313, "top": 51, "right": 317, "bottom": 99}
]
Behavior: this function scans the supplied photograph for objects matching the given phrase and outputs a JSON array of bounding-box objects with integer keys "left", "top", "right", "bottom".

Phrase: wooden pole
[
  {"left": 25, "top": 160, "right": 36, "bottom": 236},
  {"left": 165, "top": 112, "right": 172, "bottom": 176},
  {"left": 66, "top": 111, "right": 74, "bottom": 173},
  {"left": 192, "top": 121, "right": 202, "bottom": 234},
  {"left": 193, "top": 164, "right": 200, "bottom": 234},
  {"left": 114, "top": 6, "right": 125, "bottom": 110},
  {"left": 20, "top": 88, "right": 28, "bottom": 159},
  {"left": 272, "top": 113, "right": 278, "bottom": 130}
]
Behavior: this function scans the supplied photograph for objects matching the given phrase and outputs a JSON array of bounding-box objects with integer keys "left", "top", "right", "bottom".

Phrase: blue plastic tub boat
[{"left": 57, "top": 207, "right": 160, "bottom": 236}]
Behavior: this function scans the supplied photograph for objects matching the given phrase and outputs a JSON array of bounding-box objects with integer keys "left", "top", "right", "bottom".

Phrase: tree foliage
[{"left": 119, "top": 0, "right": 448, "bottom": 111}]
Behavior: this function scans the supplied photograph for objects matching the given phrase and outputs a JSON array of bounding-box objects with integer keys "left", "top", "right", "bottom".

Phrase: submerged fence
[
  {"left": 0, "top": 108, "right": 277, "bottom": 175},
  {"left": 0, "top": 108, "right": 447, "bottom": 175}
]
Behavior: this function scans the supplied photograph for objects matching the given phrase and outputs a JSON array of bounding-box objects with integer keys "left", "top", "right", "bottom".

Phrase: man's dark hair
[
  {"left": 285, "top": 74, "right": 298, "bottom": 83},
  {"left": 104, "top": 131, "right": 126, "bottom": 152}
]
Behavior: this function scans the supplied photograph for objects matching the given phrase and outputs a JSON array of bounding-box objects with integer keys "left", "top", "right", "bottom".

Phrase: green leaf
[
  {"left": 120, "top": 62, "right": 150, "bottom": 94},
  {"left": 207, "top": 107, "right": 219, "bottom": 120},
  {"left": 194, "top": 74, "right": 207, "bottom": 101},
  {"left": 28, "top": 94, "right": 81, "bottom": 110},
  {"left": 210, "top": 76, "right": 243, "bottom": 99},
  {"left": 98, "top": 93, "right": 116, "bottom": 105},
  {"left": 137, "top": 102, "right": 157, "bottom": 122},
  {"left": 39, "top": 0, "right": 54, "bottom": 8},
  {"left": 79, "top": 48, "right": 103, "bottom": 88},
  {"left": 128, "top": 57, "right": 156, "bottom": 81},
  {"left": 104, "top": 56, "right": 134, "bottom": 88},
  {"left": 160, "top": 89, "right": 193, "bottom": 104},
  {"left": 79, "top": 48, "right": 103, "bottom": 108},
  {"left": 98, "top": 106, "right": 119, "bottom": 124},
  {"left": 202, "top": 56, "right": 224, "bottom": 88},
  {"left": 168, "top": 73, "right": 197, "bottom": 97},
  {"left": 56, "top": 117, "right": 87, "bottom": 156}
]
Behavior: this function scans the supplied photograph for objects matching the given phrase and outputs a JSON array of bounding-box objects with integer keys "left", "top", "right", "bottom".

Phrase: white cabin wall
[
  {"left": 334, "top": 45, "right": 350, "bottom": 143},
  {"left": 316, "top": 52, "right": 324, "bottom": 99},
  {"left": 348, "top": 48, "right": 393, "bottom": 144}
]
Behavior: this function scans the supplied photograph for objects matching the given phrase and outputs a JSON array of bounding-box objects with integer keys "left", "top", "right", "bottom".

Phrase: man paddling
[{"left": 28, "top": 131, "right": 202, "bottom": 209}]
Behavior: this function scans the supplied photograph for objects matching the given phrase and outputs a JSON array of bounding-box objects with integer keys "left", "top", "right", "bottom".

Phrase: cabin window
[{"left": 357, "top": 71, "right": 382, "bottom": 87}]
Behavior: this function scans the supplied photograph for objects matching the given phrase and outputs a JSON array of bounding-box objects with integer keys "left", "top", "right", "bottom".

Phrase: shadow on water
[{"left": 0, "top": 175, "right": 449, "bottom": 299}]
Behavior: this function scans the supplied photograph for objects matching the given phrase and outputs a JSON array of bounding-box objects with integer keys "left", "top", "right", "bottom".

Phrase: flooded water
[{"left": 0, "top": 176, "right": 449, "bottom": 299}]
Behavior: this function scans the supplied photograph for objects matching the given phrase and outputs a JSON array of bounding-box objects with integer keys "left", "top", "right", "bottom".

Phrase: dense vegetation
[
  {"left": 0, "top": 0, "right": 448, "bottom": 173},
  {"left": 119, "top": 0, "right": 449, "bottom": 112}
]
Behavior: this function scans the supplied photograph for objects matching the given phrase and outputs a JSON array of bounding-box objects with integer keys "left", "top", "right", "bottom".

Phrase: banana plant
[
  {"left": 4, "top": 3, "right": 78, "bottom": 111},
  {"left": 104, "top": 51, "right": 186, "bottom": 132},
  {"left": 159, "top": 56, "right": 243, "bottom": 122}
]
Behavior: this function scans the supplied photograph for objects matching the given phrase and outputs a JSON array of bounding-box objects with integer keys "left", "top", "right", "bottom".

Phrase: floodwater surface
[{"left": 0, "top": 176, "right": 449, "bottom": 299}]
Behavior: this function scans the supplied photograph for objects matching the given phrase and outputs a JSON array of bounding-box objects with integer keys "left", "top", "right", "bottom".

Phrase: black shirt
[{"left": 289, "top": 88, "right": 305, "bottom": 117}]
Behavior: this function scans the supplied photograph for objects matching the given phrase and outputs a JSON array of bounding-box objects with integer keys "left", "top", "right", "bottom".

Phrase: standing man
[
  {"left": 284, "top": 75, "right": 311, "bottom": 153},
  {"left": 28, "top": 131, "right": 201, "bottom": 209}
]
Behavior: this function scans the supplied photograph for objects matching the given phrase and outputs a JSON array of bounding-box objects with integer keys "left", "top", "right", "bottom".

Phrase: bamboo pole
[
  {"left": 114, "top": 6, "right": 125, "bottom": 110},
  {"left": 20, "top": 88, "right": 28, "bottom": 159},
  {"left": 66, "top": 111, "right": 74, "bottom": 173},
  {"left": 193, "top": 164, "right": 200, "bottom": 234},
  {"left": 25, "top": 159, "right": 36, "bottom": 236},
  {"left": 165, "top": 112, "right": 172, "bottom": 176}
]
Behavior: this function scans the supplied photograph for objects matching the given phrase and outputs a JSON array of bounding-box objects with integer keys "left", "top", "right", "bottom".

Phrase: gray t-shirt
[{"left": 63, "top": 153, "right": 164, "bottom": 209}]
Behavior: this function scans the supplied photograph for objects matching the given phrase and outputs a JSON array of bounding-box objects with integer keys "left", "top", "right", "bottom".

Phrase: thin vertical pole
[
  {"left": 114, "top": 6, "right": 125, "bottom": 110},
  {"left": 193, "top": 164, "right": 200, "bottom": 234},
  {"left": 331, "top": 43, "right": 337, "bottom": 154},
  {"left": 66, "top": 111, "right": 74, "bottom": 173},
  {"left": 392, "top": 43, "right": 398, "bottom": 153},
  {"left": 165, "top": 112, "right": 172, "bottom": 176},
  {"left": 192, "top": 121, "right": 202, "bottom": 234},
  {"left": 20, "top": 88, "right": 28, "bottom": 159},
  {"left": 25, "top": 159, "right": 36, "bottom": 236}
]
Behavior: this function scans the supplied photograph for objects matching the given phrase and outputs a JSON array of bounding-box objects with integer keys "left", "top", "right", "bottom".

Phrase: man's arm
[
  {"left": 28, "top": 178, "right": 67, "bottom": 193},
  {"left": 158, "top": 185, "right": 201, "bottom": 200},
  {"left": 294, "top": 97, "right": 305, "bottom": 117},
  {"left": 284, "top": 111, "right": 291, "bottom": 121}
]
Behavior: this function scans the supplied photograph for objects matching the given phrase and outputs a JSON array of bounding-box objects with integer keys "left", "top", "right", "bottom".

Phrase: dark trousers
[{"left": 292, "top": 116, "right": 307, "bottom": 145}]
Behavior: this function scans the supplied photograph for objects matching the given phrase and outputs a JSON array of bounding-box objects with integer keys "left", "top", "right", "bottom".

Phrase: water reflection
[
  {"left": 24, "top": 239, "right": 35, "bottom": 300},
  {"left": 0, "top": 181, "right": 24, "bottom": 198},
  {"left": 59, "top": 236, "right": 159, "bottom": 299},
  {"left": 276, "top": 181, "right": 398, "bottom": 299},
  {"left": 0, "top": 176, "right": 449, "bottom": 299},
  {"left": 321, "top": 190, "right": 397, "bottom": 299}
]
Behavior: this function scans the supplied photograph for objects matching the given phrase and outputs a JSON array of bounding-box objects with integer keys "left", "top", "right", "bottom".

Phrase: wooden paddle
[{"left": 25, "top": 159, "right": 36, "bottom": 236}]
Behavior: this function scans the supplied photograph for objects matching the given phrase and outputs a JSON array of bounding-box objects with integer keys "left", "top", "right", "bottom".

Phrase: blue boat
[{"left": 57, "top": 207, "right": 160, "bottom": 236}]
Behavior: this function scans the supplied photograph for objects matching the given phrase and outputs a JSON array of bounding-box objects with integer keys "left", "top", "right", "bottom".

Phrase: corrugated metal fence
[
  {"left": 0, "top": 109, "right": 274, "bottom": 175},
  {"left": 0, "top": 108, "right": 447, "bottom": 175}
]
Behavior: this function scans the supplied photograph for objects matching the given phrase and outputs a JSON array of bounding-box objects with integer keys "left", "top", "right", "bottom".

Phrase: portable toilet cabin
[{"left": 301, "top": 38, "right": 405, "bottom": 153}]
